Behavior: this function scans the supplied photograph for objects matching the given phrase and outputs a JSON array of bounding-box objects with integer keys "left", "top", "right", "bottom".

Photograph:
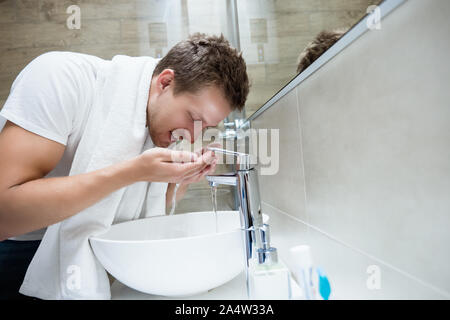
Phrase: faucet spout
[
  {"left": 206, "top": 147, "right": 265, "bottom": 298},
  {"left": 206, "top": 173, "right": 237, "bottom": 187}
]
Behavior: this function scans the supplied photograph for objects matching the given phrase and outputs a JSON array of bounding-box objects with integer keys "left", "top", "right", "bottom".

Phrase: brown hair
[
  {"left": 297, "top": 29, "right": 347, "bottom": 74},
  {"left": 153, "top": 33, "right": 249, "bottom": 111}
]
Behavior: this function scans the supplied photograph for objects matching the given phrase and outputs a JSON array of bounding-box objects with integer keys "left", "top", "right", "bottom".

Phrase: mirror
[
  {"left": 237, "top": 0, "right": 384, "bottom": 119},
  {"left": 0, "top": 0, "right": 384, "bottom": 215}
]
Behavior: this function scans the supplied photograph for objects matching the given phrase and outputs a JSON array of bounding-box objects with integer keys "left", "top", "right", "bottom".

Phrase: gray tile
[
  {"left": 263, "top": 203, "right": 448, "bottom": 299},
  {"left": 317, "top": 0, "right": 382, "bottom": 12},
  {"left": 39, "top": 0, "right": 138, "bottom": 23},
  {"left": 68, "top": 43, "right": 141, "bottom": 59},
  {"left": 148, "top": 22, "right": 168, "bottom": 48},
  {"left": 0, "top": 0, "right": 16, "bottom": 23},
  {"left": 250, "top": 18, "right": 268, "bottom": 44},
  {"left": 251, "top": 89, "right": 307, "bottom": 221},
  {"left": 0, "top": 18, "right": 121, "bottom": 49},
  {"left": 297, "top": 0, "right": 450, "bottom": 293},
  {"left": 174, "top": 187, "right": 234, "bottom": 214},
  {"left": 16, "top": 0, "right": 39, "bottom": 23}
]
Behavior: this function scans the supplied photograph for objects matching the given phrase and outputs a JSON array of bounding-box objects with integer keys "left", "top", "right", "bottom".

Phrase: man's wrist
[{"left": 101, "top": 157, "right": 142, "bottom": 188}]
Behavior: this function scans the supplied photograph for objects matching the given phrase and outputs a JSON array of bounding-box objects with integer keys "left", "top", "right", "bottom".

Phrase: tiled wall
[
  {"left": 0, "top": 0, "right": 143, "bottom": 109},
  {"left": 251, "top": 0, "right": 450, "bottom": 299},
  {"left": 240, "top": 0, "right": 381, "bottom": 115}
]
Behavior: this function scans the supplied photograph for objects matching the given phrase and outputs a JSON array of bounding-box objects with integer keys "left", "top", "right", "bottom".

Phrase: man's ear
[{"left": 157, "top": 69, "right": 175, "bottom": 91}]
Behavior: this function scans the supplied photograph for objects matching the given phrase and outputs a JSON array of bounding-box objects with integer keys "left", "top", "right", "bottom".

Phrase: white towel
[{"left": 19, "top": 55, "right": 167, "bottom": 300}]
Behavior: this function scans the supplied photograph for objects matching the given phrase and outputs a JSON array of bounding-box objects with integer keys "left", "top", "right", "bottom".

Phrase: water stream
[
  {"left": 168, "top": 137, "right": 183, "bottom": 216},
  {"left": 210, "top": 185, "right": 219, "bottom": 233},
  {"left": 169, "top": 183, "right": 180, "bottom": 215}
]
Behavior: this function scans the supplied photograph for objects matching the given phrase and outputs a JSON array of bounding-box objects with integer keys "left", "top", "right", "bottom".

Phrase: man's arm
[
  {"left": 0, "top": 121, "right": 215, "bottom": 240},
  {"left": 0, "top": 121, "right": 141, "bottom": 240}
]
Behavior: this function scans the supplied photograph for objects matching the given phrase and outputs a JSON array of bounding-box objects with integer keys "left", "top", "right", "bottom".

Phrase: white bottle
[{"left": 248, "top": 224, "right": 292, "bottom": 300}]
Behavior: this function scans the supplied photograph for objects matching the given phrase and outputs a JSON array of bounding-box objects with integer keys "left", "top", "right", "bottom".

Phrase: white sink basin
[{"left": 90, "top": 211, "right": 247, "bottom": 297}]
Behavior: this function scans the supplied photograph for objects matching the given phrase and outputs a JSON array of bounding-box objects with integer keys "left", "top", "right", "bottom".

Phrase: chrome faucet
[{"left": 206, "top": 147, "right": 266, "bottom": 294}]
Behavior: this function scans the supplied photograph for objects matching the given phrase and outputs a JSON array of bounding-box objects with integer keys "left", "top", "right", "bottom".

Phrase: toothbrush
[{"left": 316, "top": 267, "right": 331, "bottom": 300}]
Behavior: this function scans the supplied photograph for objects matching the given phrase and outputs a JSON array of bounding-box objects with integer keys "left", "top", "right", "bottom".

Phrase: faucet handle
[
  {"left": 207, "top": 147, "right": 254, "bottom": 170},
  {"left": 207, "top": 147, "right": 247, "bottom": 157},
  {"left": 256, "top": 224, "right": 278, "bottom": 264},
  {"left": 258, "top": 223, "right": 271, "bottom": 249}
]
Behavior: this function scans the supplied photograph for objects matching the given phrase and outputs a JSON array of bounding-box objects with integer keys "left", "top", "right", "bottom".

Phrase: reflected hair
[{"left": 296, "top": 29, "right": 347, "bottom": 74}]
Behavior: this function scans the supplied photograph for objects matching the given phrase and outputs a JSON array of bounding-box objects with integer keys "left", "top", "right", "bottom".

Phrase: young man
[{"left": 0, "top": 33, "right": 249, "bottom": 299}]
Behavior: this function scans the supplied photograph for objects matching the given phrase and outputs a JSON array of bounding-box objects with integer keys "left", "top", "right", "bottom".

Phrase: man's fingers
[
  {"left": 181, "top": 166, "right": 203, "bottom": 181},
  {"left": 184, "top": 158, "right": 210, "bottom": 177},
  {"left": 160, "top": 149, "right": 218, "bottom": 182},
  {"left": 159, "top": 149, "right": 215, "bottom": 164},
  {"left": 194, "top": 142, "right": 222, "bottom": 159},
  {"left": 178, "top": 159, "right": 217, "bottom": 184},
  {"left": 177, "top": 159, "right": 207, "bottom": 177},
  {"left": 195, "top": 142, "right": 222, "bottom": 156},
  {"left": 180, "top": 151, "right": 215, "bottom": 176},
  {"left": 200, "top": 150, "right": 216, "bottom": 165},
  {"left": 160, "top": 149, "right": 198, "bottom": 163},
  {"left": 186, "top": 159, "right": 217, "bottom": 180},
  {"left": 206, "top": 161, "right": 217, "bottom": 174},
  {"left": 183, "top": 166, "right": 211, "bottom": 184}
]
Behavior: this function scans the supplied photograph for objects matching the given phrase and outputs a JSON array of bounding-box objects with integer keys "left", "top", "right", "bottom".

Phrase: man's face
[{"left": 147, "top": 69, "right": 232, "bottom": 148}]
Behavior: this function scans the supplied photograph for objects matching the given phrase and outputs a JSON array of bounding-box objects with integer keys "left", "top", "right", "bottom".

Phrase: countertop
[{"left": 111, "top": 271, "right": 303, "bottom": 300}]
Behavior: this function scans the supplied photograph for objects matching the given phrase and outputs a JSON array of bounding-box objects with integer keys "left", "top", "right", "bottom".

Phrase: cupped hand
[{"left": 135, "top": 147, "right": 217, "bottom": 184}]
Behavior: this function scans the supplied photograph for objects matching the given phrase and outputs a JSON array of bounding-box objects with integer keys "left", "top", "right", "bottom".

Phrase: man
[{"left": 0, "top": 33, "right": 249, "bottom": 299}]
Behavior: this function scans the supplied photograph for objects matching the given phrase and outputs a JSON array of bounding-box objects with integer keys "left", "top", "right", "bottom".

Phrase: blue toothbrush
[{"left": 316, "top": 267, "right": 331, "bottom": 300}]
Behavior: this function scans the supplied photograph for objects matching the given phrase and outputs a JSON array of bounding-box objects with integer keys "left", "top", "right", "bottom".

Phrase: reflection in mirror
[
  {"left": 296, "top": 29, "right": 346, "bottom": 74},
  {"left": 238, "top": 0, "right": 384, "bottom": 117}
]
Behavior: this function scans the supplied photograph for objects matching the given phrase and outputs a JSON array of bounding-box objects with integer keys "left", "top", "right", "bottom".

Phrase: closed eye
[{"left": 187, "top": 111, "right": 200, "bottom": 122}]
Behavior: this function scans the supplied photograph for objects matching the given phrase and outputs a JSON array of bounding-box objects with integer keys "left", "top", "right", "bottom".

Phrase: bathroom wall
[
  {"left": 251, "top": 0, "right": 450, "bottom": 299},
  {"left": 0, "top": 0, "right": 224, "bottom": 110},
  {"left": 239, "top": 0, "right": 382, "bottom": 116}
]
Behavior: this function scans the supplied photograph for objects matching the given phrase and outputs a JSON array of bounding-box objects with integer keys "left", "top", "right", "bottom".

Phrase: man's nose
[
  {"left": 191, "top": 121, "right": 206, "bottom": 144},
  {"left": 191, "top": 129, "right": 202, "bottom": 144}
]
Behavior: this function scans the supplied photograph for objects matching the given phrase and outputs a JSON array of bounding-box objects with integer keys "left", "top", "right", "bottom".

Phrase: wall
[
  {"left": 251, "top": 0, "right": 450, "bottom": 299},
  {"left": 239, "top": 0, "right": 381, "bottom": 116},
  {"left": 0, "top": 0, "right": 227, "bottom": 109}
]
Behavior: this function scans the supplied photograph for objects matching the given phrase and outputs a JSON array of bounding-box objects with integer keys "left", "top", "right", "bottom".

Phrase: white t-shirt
[{"left": 0, "top": 51, "right": 105, "bottom": 241}]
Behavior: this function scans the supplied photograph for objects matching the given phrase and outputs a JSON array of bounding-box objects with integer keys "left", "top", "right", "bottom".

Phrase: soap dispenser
[{"left": 248, "top": 224, "right": 292, "bottom": 300}]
